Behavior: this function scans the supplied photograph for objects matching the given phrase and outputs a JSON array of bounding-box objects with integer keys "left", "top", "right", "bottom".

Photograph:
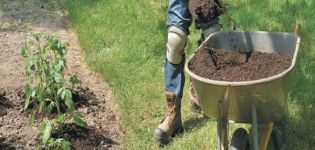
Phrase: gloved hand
[
  {"left": 197, "top": 23, "right": 221, "bottom": 46},
  {"left": 202, "top": 23, "right": 221, "bottom": 39}
]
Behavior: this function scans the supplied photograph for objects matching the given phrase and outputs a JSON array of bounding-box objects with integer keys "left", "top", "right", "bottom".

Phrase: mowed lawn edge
[{"left": 64, "top": 0, "right": 315, "bottom": 149}]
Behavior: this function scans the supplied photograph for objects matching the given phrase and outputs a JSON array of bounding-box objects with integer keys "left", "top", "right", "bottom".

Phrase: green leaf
[
  {"left": 50, "top": 36, "right": 59, "bottom": 51},
  {"left": 54, "top": 73, "right": 61, "bottom": 83},
  {"left": 61, "top": 89, "right": 66, "bottom": 100},
  {"left": 65, "top": 89, "right": 72, "bottom": 100},
  {"left": 24, "top": 84, "right": 32, "bottom": 110},
  {"left": 60, "top": 139, "right": 71, "bottom": 150},
  {"left": 34, "top": 33, "right": 42, "bottom": 41},
  {"left": 57, "top": 87, "right": 65, "bottom": 96},
  {"left": 53, "top": 138, "right": 71, "bottom": 150},
  {"left": 70, "top": 75, "right": 79, "bottom": 87},
  {"left": 46, "top": 87, "right": 52, "bottom": 95},
  {"left": 39, "top": 122, "right": 47, "bottom": 133},
  {"left": 31, "top": 89, "right": 36, "bottom": 97},
  {"left": 59, "top": 59, "right": 65, "bottom": 68},
  {"left": 72, "top": 113, "right": 87, "bottom": 128},
  {"left": 54, "top": 63, "right": 62, "bottom": 71},
  {"left": 26, "top": 58, "right": 34, "bottom": 75},
  {"left": 42, "top": 43, "right": 49, "bottom": 54},
  {"left": 56, "top": 41, "right": 61, "bottom": 49},
  {"left": 63, "top": 59, "right": 67, "bottom": 69},
  {"left": 20, "top": 43, "right": 29, "bottom": 57},
  {"left": 47, "top": 101, "right": 54, "bottom": 114},
  {"left": 42, "top": 122, "right": 52, "bottom": 144},
  {"left": 39, "top": 100, "right": 45, "bottom": 113},
  {"left": 57, "top": 114, "right": 65, "bottom": 124},
  {"left": 54, "top": 59, "right": 65, "bottom": 72},
  {"left": 64, "top": 89, "right": 74, "bottom": 109},
  {"left": 26, "top": 66, "right": 32, "bottom": 76},
  {"left": 35, "top": 87, "right": 44, "bottom": 101},
  {"left": 29, "top": 111, "right": 36, "bottom": 126},
  {"left": 47, "top": 138, "right": 56, "bottom": 148}
]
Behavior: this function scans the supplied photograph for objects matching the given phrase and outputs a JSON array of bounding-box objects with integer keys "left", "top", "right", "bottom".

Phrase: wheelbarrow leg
[
  {"left": 259, "top": 122, "right": 274, "bottom": 150},
  {"left": 217, "top": 103, "right": 229, "bottom": 150},
  {"left": 252, "top": 105, "right": 259, "bottom": 150},
  {"left": 217, "top": 87, "right": 230, "bottom": 150}
]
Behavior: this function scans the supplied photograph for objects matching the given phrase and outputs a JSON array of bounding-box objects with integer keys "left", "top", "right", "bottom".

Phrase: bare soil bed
[
  {"left": 0, "top": 0, "right": 122, "bottom": 149},
  {"left": 188, "top": 45, "right": 292, "bottom": 81}
]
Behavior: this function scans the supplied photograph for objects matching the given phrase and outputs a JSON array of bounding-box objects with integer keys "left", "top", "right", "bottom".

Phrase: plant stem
[{"left": 56, "top": 98, "right": 61, "bottom": 116}]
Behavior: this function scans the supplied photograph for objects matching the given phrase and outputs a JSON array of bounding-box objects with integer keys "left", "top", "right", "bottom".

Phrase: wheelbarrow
[{"left": 185, "top": 31, "right": 300, "bottom": 150}]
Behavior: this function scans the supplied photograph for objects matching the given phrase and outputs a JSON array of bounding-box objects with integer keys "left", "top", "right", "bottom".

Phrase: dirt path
[{"left": 0, "top": 0, "right": 122, "bottom": 149}]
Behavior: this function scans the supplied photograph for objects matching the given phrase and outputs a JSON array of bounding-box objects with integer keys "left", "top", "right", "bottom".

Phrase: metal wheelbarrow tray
[{"left": 185, "top": 31, "right": 300, "bottom": 150}]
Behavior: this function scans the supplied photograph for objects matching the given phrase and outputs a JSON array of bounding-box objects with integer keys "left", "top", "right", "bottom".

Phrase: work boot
[
  {"left": 154, "top": 92, "right": 183, "bottom": 146},
  {"left": 189, "top": 83, "right": 201, "bottom": 113}
]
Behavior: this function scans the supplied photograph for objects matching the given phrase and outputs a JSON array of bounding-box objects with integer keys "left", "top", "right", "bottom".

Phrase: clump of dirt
[
  {"left": 0, "top": 137, "right": 15, "bottom": 150},
  {"left": 72, "top": 87, "right": 98, "bottom": 107},
  {"left": 0, "top": 92, "right": 10, "bottom": 117},
  {"left": 188, "top": 45, "right": 292, "bottom": 81},
  {"left": 24, "top": 87, "right": 97, "bottom": 114},
  {"left": 52, "top": 123, "right": 117, "bottom": 150},
  {"left": 189, "top": 0, "right": 222, "bottom": 23}
]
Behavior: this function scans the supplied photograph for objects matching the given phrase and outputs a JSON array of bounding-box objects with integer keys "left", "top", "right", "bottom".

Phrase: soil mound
[{"left": 188, "top": 45, "right": 292, "bottom": 81}]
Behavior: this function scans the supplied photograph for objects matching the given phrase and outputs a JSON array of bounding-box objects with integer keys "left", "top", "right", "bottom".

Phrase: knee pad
[{"left": 166, "top": 26, "right": 188, "bottom": 64}]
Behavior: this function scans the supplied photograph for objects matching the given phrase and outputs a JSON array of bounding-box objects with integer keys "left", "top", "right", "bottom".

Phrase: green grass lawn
[{"left": 64, "top": 0, "right": 315, "bottom": 149}]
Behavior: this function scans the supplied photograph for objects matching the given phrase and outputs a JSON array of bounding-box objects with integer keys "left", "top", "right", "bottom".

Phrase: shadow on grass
[
  {"left": 183, "top": 115, "right": 209, "bottom": 133},
  {"left": 164, "top": 115, "right": 209, "bottom": 146},
  {"left": 276, "top": 50, "right": 315, "bottom": 149}
]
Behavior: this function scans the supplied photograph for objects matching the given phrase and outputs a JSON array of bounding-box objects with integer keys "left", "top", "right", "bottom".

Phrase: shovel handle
[
  {"left": 225, "top": 7, "right": 237, "bottom": 30},
  {"left": 294, "top": 22, "right": 301, "bottom": 36}
]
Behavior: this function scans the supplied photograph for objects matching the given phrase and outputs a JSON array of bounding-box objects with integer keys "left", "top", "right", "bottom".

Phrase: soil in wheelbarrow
[
  {"left": 189, "top": 0, "right": 222, "bottom": 23},
  {"left": 188, "top": 45, "right": 293, "bottom": 81}
]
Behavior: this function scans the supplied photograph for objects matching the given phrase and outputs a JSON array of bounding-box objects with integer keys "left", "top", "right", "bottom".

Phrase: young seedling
[{"left": 21, "top": 33, "right": 86, "bottom": 150}]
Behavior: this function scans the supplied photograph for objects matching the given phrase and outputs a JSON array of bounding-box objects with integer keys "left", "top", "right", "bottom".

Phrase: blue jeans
[
  {"left": 166, "top": 0, "right": 192, "bottom": 34},
  {"left": 165, "top": 0, "right": 220, "bottom": 99}
]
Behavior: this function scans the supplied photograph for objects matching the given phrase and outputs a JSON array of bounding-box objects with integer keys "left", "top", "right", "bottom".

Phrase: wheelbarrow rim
[{"left": 184, "top": 31, "right": 301, "bottom": 87}]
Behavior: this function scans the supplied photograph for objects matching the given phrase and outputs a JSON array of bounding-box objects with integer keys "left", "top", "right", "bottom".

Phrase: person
[{"left": 154, "top": 0, "right": 227, "bottom": 145}]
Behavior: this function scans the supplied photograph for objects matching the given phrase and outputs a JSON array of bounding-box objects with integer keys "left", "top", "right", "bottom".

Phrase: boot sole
[
  {"left": 154, "top": 126, "right": 184, "bottom": 146},
  {"left": 154, "top": 128, "right": 169, "bottom": 146}
]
